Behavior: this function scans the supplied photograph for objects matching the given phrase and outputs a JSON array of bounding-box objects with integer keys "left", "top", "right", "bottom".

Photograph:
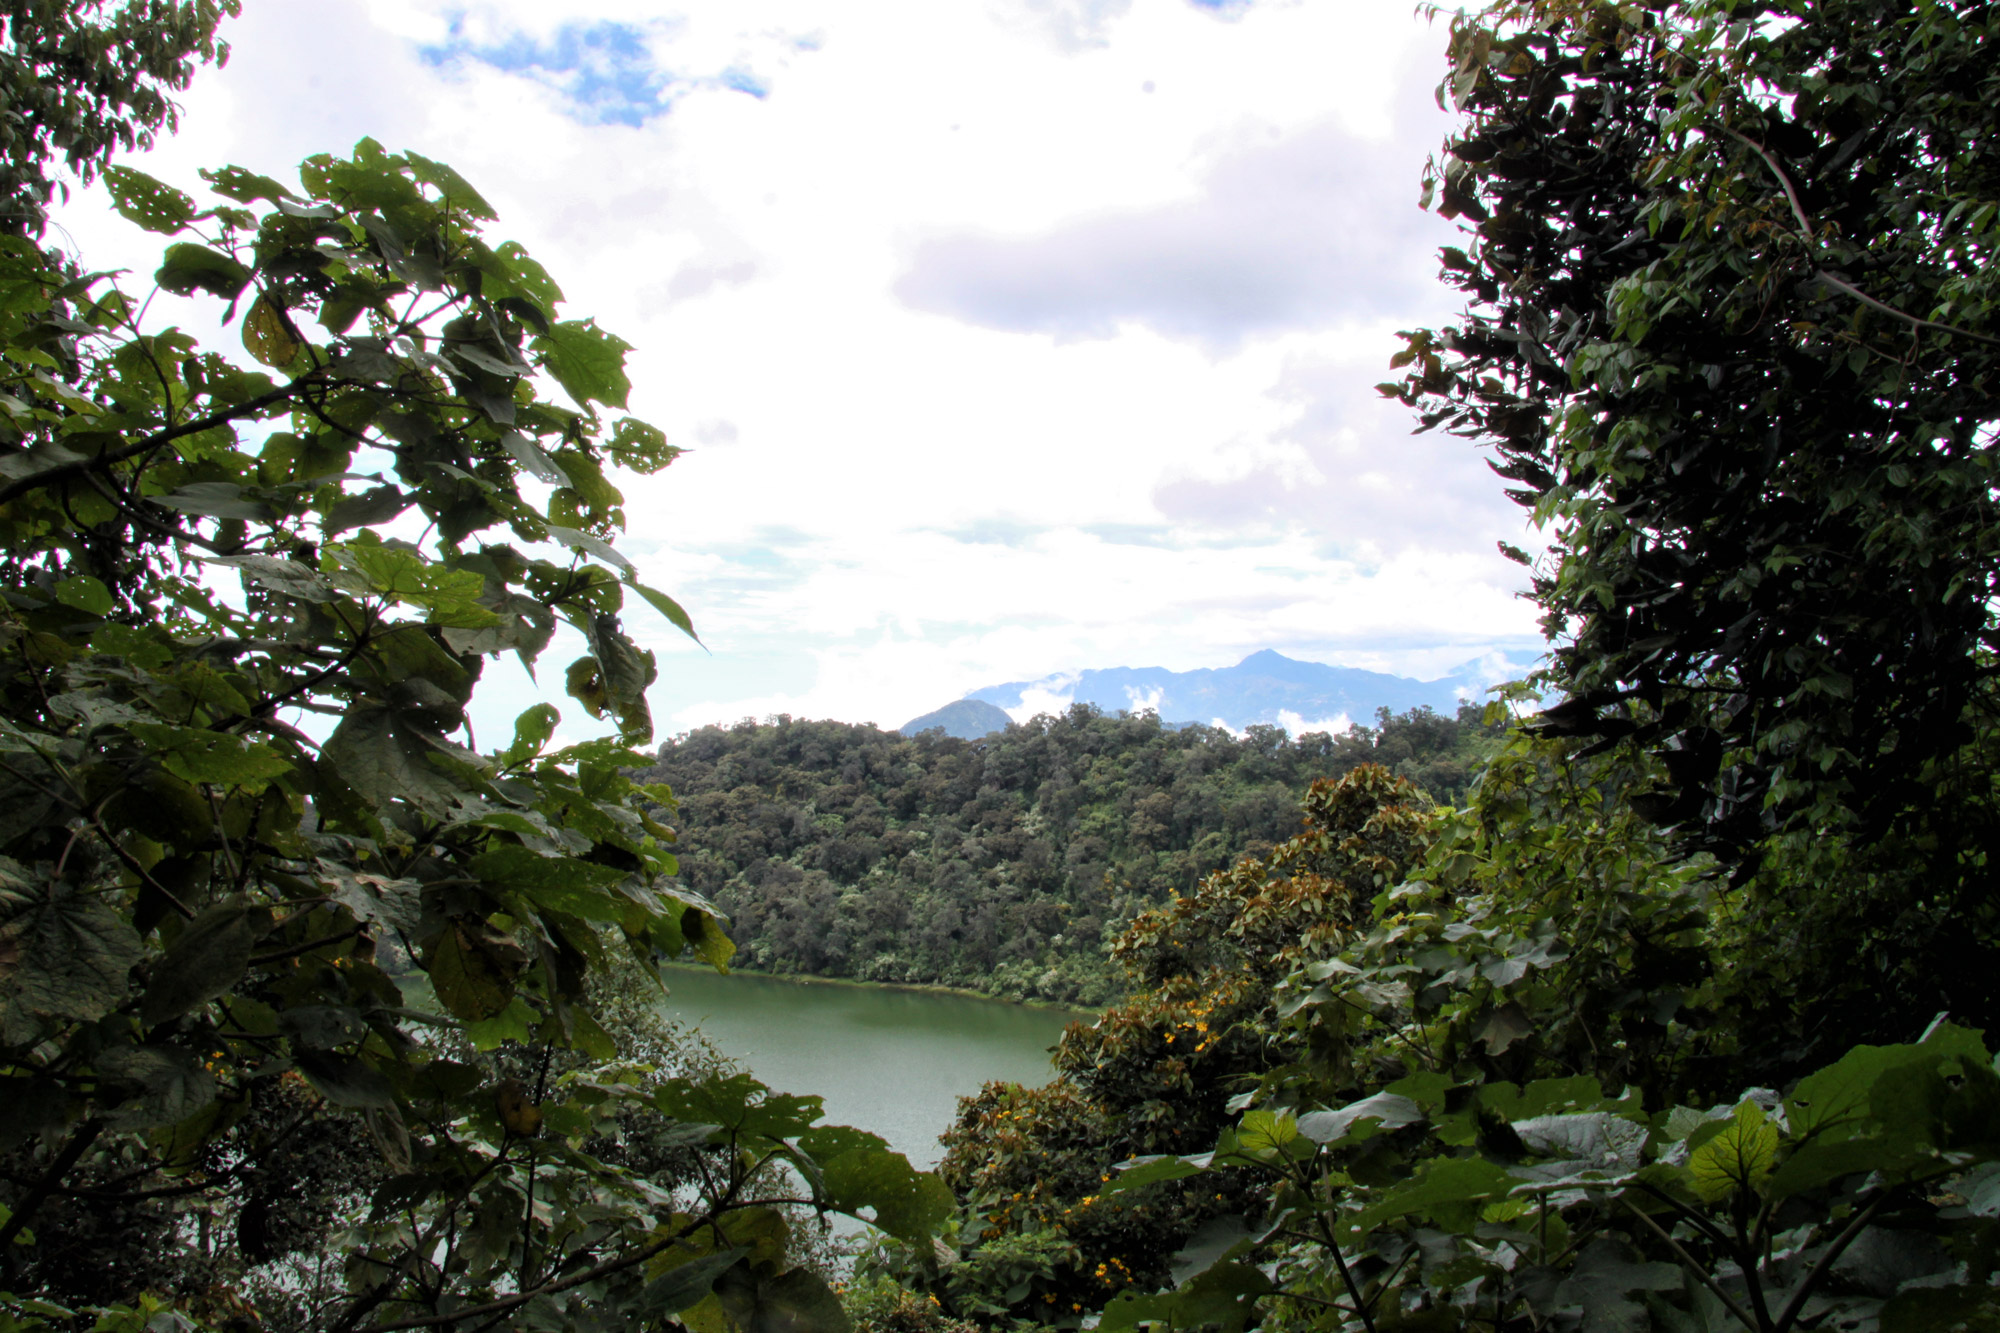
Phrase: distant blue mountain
[
  {"left": 962, "top": 649, "right": 1512, "bottom": 732},
  {"left": 900, "top": 698, "right": 1016, "bottom": 740}
]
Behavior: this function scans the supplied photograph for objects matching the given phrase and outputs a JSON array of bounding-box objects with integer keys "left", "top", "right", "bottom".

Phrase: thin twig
[{"left": 1720, "top": 126, "right": 2000, "bottom": 348}]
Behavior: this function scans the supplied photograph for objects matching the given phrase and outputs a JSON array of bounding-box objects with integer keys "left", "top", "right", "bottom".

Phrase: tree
[
  {"left": 0, "top": 140, "right": 945, "bottom": 1332},
  {"left": 867, "top": 767, "right": 1435, "bottom": 1325},
  {"left": 0, "top": 0, "right": 240, "bottom": 233},
  {"left": 1385, "top": 0, "right": 2000, "bottom": 1052}
]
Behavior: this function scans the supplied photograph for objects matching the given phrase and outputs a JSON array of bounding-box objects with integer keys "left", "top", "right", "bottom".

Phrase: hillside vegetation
[{"left": 639, "top": 704, "right": 1499, "bottom": 1004}]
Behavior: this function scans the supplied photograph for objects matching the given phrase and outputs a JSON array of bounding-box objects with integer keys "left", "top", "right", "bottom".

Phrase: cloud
[
  {"left": 895, "top": 118, "right": 1451, "bottom": 351},
  {"left": 667, "top": 257, "right": 760, "bottom": 301},
  {"left": 1149, "top": 350, "right": 1536, "bottom": 558},
  {"left": 419, "top": 14, "right": 791, "bottom": 126}
]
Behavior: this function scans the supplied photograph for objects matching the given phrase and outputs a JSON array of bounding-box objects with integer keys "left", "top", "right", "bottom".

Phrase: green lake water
[{"left": 658, "top": 968, "right": 1079, "bottom": 1168}]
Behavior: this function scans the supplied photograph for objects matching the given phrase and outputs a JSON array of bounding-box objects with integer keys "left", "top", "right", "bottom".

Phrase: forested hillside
[{"left": 640, "top": 704, "right": 1498, "bottom": 1003}]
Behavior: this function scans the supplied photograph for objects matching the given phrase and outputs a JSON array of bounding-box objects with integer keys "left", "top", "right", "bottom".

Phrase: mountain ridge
[{"left": 951, "top": 649, "right": 1520, "bottom": 733}]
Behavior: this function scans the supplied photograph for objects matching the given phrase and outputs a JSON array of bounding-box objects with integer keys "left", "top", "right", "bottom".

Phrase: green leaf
[
  {"left": 1105, "top": 1152, "right": 1213, "bottom": 1195},
  {"left": 813, "top": 1144, "right": 953, "bottom": 1242},
  {"left": 0, "top": 870, "right": 142, "bottom": 1042},
  {"left": 1349, "top": 1157, "right": 1519, "bottom": 1236},
  {"left": 406, "top": 151, "right": 497, "bottom": 220},
  {"left": 155, "top": 242, "right": 252, "bottom": 299},
  {"left": 124, "top": 724, "right": 291, "bottom": 789},
  {"left": 104, "top": 166, "right": 197, "bottom": 234},
  {"left": 470, "top": 844, "right": 629, "bottom": 922},
  {"left": 629, "top": 580, "right": 700, "bottom": 642},
  {"left": 329, "top": 544, "right": 497, "bottom": 627},
  {"left": 1689, "top": 1102, "right": 1780, "bottom": 1203},
  {"left": 500, "top": 430, "right": 570, "bottom": 485},
  {"left": 533, "top": 319, "right": 633, "bottom": 410},
  {"left": 324, "top": 486, "right": 413, "bottom": 536},
  {"left": 607, "top": 417, "right": 680, "bottom": 473},
  {"left": 545, "top": 524, "right": 636, "bottom": 575},
  {"left": 713, "top": 1263, "right": 852, "bottom": 1333},
  {"left": 138, "top": 899, "right": 266, "bottom": 1027},
  {"left": 322, "top": 706, "right": 467, "bottom": 817},
  {"left": 1880, "top": 1286, "right": 2000, "bottom": 1332},
  {"left": 52, "top": 575, "right": 113, "bottom": 616},
  {"left": 426, "top": 922, "right": 526, "bottom": 1023},
  {"left": 1551, "top": 1240, "right": 1683, "bottom": 1333},
  {"left": 1100, "top": 1261, "right": 1273, "bottom": 1333},
  {"left": 641, "top": 1248, "right": 748, "bottom": 1318},
  {"left": 1298, "top": 1091, "right": 1423, "bottom": 1146},
  {"left": 199, "top": 165, "right": 297, "bottom": 204}
]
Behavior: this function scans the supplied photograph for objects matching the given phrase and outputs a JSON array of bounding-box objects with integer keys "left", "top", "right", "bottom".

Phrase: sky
[{"left": 52, "top": 0, "right": 1549, "bottom": 742}]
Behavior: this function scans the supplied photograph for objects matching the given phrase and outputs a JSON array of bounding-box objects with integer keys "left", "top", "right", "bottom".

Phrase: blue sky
[{"left": 56, "top": 0, "right": 1546, "bottom": 742}]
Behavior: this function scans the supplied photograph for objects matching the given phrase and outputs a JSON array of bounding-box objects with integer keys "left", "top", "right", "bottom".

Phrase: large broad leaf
[
  {"left": 407, "top": 151, "right": 497, "bottom": 220},
  {"left": 1105, "top": 1151, "right": 1213, "bottom": 1195},
  {"left": 712, "top": 1262, "right": 850, "bottom": 1333},
  {"left": 1349, "top": 1156, "right": 1519, "bottom": 1236},
  {"left": 811, "top": 1143, "right": 952, "bottom": 1242},
  {"left": 124, "top": 723, "right": 291, "bottom": 790},
  {"left": 1784, "top": 1028, "right": 1986, "bottom": 1140},
  {"left": 1550, "top": 1240, "right": 1682, "bottom": 1333},
  {"left": 533, "top": 319, "right": 632, "bottom": 410},
  {"left": 653, "top": 1072, "right": 823, "bottom": 1141},
  {"left": 425, "top": 921, "right": 527, "bottom": 1021},
  {"left": 1100, "top": 1261, "right": 1274, "bottom": 1333},
  {"left": 208, "top": 553, "right": 336, "bottom": 603},
  {"left": 103, "top": 166, "right": 197, "bottom": 234},
  {"left": 155, "top": 242, "right": 252, "bottom": 299},
  {"left": 1298, "top": 1091, "right": 1423, "bottom": 1146},
  {"left": 1689, "top": 1103, "right": 1780, "bottom": 1203},
  {"left": 640, "top": 1248, "right": 747, "bottom": 1319},
  {"left": 139, "top": 899, "right": 267, "bottom": 1027},
  {"left": 322, "top": 706, "right": 468, "bottom": 817},
  {"left": 97, "top": 1044, "right": 215, "bottom": 1130},
  {"left": 0, "top": 869, "right": 142, "bottom": 1042},
  {"left": 470, "top": 844, "right": 628, "bottom": 921}
]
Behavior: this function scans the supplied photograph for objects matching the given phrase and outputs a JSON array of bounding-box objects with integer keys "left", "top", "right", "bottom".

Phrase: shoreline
[{"left": 659, "top": 961, "right": 1101, "bottom": 1017}]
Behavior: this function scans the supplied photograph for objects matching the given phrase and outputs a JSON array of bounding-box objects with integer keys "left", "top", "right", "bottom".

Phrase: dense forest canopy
[{"left": 640, "top": 704, "right": 1499, "bottom": 1004}]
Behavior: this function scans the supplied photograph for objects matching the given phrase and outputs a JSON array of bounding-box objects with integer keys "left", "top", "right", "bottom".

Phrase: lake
[{"left": 658, "top": 967, "right": 1080, "bottom": 1168}]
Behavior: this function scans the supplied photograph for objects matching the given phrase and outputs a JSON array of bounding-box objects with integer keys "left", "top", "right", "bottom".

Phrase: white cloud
[{"left": 52, "top": 0, "right": 1545, "bottom": 742}]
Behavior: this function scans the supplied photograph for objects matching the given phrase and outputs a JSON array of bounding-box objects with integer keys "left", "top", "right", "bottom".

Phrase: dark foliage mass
[
  {"left": 640, "top": 704, "right": 1498, "bottom": 1004},
  {"left": 1387, "top": 0, "right": 2000, "bottom": 1054},
  {"left": 0, "top": 0, "right": 238, "bottom": 233}
]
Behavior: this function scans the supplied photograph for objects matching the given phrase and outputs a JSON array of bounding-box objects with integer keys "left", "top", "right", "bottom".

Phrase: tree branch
[
  {"left": 1618, "top": 1196, "right": 1761, "bottom": 1332},
  {"left": 0, "top": 380, "right": 304, "bottom": 507}
]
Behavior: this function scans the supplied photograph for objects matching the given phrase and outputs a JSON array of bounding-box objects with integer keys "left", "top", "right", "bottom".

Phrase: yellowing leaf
[{"left": 241, "top": 296, "right": 300, "bottom": 367}]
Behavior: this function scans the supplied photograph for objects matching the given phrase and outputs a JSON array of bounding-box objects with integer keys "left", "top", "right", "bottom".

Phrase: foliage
[
  {"left": 864, "top": 766, "right": 1436, "bottom": 1325},
  {"left": 1384, "top": 0, "right": 2000, "bottom": 1047},
  {"left": 0, "top": 139, "right": 946, "bottom": 1331},
  {"left": 1111, "top": 1019, "right": 2000, "bottom": 1333},
  {"left": 839, "top": 1273, "right": 979, "bottom": 1333},
  {"left": 0, "top": 0, "right": 239, "bottom": 233},
  {"left": 642, "top": 706, "right": 1497, "bottom": 1005}
]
